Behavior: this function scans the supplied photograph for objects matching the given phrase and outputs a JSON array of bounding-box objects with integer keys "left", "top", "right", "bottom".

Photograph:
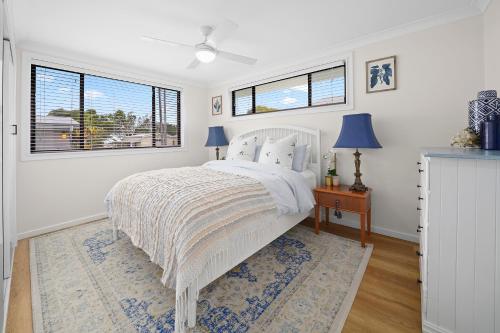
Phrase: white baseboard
[
  {"left": 329, "top": 216, "right": 419, "bottom": 243},
  {"left": 423, "top": 321, "right": 453, "bottom": 333},
  {"left": 16, "top": 211, "right": 418, "bottom": 244},
  {"left": 17, "top": 212, "right": 107, "bottom": 240}
]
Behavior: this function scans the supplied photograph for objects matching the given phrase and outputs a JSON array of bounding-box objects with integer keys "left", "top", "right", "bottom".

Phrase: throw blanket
[{"left": 105, "top": 166, "right": 277, "bottom": 332}]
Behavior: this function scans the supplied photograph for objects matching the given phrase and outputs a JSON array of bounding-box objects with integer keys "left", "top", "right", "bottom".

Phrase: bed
[{"left": 105, "top": 126, "right": 321, "bottom": 333}]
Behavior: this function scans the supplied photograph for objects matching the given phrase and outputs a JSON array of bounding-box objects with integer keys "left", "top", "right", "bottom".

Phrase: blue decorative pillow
[
  {"left": 254, "top": 145, "right": 262, "bottom": 162},
  {"left": 291, "top": 145, "right": 311, "bottom": 172}
]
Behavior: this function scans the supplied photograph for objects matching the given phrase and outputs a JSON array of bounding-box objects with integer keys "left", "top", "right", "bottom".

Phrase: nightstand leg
[
  {"left": 367, "top": 208, "right": 371, "bottom": 236},
  {"left": 314, "top": 204, "right": 320, "bottom": 235},
  {"left": 325, "top": 207, "right": 329, "bottom": 224},
  {"left": 360, "top": 213, "right": 366, "bottom": 248}
]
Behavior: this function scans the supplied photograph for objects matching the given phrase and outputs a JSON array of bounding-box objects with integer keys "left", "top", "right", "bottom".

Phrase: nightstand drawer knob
[
  {"left": 417, "top": 279, "right": 422, "bottom": 284},
  {"left": 418, "top": 169, "right": 424, "bottom": 173},
  {"left": 418, "top": 196, "right": 424, "bottom": 201},
  {"left": 417, "top": 184, "right": 422, "bottom": 188},
  {"left": 417, "top": 162, "right": 422, "bottom": 165},
  {"left": 417, "top": 207, "right": 422, "bottom": 211},
  {"left": 417, "top": 226, "right": 422, "bottom": 232},
  {"left": 416, "top": 250, "right": 423, "bottom": 257}
]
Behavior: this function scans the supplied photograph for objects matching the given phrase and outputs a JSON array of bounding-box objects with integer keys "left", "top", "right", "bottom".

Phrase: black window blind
[
  {"left": 232, "top": 65, "right": 346, "bottom": 116},
  {"left": 31, "top": 65, "right": 181, "bottom": 153}
]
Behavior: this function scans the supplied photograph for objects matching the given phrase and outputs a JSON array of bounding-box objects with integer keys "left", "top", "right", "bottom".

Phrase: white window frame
[
  {"left": 20, "top": 51, "right": 187, "bottom": 161},
  {"left": 227, "top": 52, "right": 354, "bottom": 121}
]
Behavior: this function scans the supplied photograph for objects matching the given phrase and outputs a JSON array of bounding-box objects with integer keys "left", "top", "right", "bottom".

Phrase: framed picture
[
  {"left": 366, "top": 56, "right": 397, "bottom": 93},
  {"left": 212, "top": 95, "right": 222, "bottom": 115}
]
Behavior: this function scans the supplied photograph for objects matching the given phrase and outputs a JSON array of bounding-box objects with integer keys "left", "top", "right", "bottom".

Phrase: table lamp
[
  {"left": 333, "top": 113, "right": 382, "bottom": 192},
  {"left": 205, "top": 126, "right": 229, "bottom": 160}
]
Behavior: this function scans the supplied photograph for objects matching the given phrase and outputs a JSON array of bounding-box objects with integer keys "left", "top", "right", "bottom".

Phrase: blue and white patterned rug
[{"left": 30, "top": 219, "right": 372, "bottom": 333}]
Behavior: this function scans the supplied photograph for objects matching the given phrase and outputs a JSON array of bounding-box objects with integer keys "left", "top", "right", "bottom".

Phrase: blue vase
[
  {"left": 469, "top": 90, "right": 500, "bottom": 135},
  {"left": 481, "top": 114, "right": 498, "bottom": 150}
]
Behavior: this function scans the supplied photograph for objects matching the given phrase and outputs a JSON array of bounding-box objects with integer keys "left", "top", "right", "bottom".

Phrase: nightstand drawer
[{"left": 317, "top": 192, "right": 363, "bottom": 212}]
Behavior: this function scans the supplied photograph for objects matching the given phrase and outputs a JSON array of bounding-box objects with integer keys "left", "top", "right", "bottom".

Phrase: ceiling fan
[{"left": 142, "top": 25, "right": 257, "bottom": 69}]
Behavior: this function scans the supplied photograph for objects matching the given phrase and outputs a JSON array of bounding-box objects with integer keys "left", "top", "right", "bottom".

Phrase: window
[
  {"left": 30, "top": 64, "right": 181, "bottom": 153},
  {"left": 232, "top": 65, "right": 346, "bottom": 117}
]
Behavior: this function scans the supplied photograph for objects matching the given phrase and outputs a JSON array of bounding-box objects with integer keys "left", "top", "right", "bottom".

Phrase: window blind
[
  {"left": 30, "top": 65, "right": 181, "bottom": 153},
  {"left": 232, "top": 65, "right": 346, "bottom": 117}
]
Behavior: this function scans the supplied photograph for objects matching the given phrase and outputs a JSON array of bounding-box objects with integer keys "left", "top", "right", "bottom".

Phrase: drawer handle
[
  {"left": 417, "top": 279, "right": 422, "bottom": 284},
  {"left": 418, "top": 196, "right": 424, "bottom": 201},
  {"left": 417, "top": 184, "right": 422, "bottom": 188},
  {"left": 417, "top": 207, "right": 422, "bottom": 211},
  {"left": 334, "top": 200, "right": 342, "bottom": 219},
  {"left": 417, "top": 226, "right": 422, "bottom": 232},
  {"left": 417, "top": 162, "right": 422, "bottom": 166},
  {"left": 418, "top": 169, "right": 424, "bottom": 173},
  {"left": 416, "top": 250, "right": 423, "bottom": 257}
]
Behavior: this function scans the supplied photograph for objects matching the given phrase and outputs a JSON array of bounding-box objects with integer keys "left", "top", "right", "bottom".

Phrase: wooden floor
[{"left": 6, "top": 219, "right": 421, "bottom": 333}]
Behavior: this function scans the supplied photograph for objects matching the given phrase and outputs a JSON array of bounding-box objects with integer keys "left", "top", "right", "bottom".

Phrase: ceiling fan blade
[
  {"left": 186, "top": 58, "right": 200, "bottom": 69},
  {"left": 217, "top": 50, "right": 257, "bottom": 65},
  {"left": 141, "top": 36, "right": 194, "bottom": 50},
  {"left": 212, "top": 19, "right": 238, "bottom": 44}
]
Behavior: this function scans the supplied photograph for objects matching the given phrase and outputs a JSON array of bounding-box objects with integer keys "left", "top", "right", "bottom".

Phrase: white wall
[
  {"left": 208, "top": 16, "right": 485, "bottom": 241},
  {"left": 16, "top": 47, "right": 209, "bottom": 238},
  {"left": 484, "top": 0, "right": 500, "bottom": 89},
  {"left": 15, "top": 13, "right": 489, "bottom": 241}
]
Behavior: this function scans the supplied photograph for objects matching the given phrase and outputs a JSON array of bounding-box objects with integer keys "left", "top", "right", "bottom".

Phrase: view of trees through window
[
  {"left": 232, "top": 65, "right": 346, "bottom": 116},
  {"left": 31, "top": 65, "right": 181, "bottom": 153}
]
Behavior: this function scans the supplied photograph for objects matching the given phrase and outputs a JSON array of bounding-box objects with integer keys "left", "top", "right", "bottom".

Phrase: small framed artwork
[
  {"left": 212, "top": 95, "right": 222, "bottom": 115},
  {"left": 366, "top": 56, "right": 397, "bottom": 93}
]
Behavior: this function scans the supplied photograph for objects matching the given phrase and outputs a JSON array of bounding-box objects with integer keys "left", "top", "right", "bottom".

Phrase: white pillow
[
  {"left": 258, "top": 134, "right": 297, "bottom": 169},
  {"left": 226, "top": 136, "right": 258, "bottom": 161}
]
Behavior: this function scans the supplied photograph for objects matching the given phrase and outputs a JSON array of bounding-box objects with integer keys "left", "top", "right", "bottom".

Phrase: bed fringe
[{"left": 171, "top": 216, "right": 269, "bottom": 333}]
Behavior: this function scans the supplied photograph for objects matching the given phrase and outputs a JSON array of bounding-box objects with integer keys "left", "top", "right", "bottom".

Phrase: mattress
[{"left": 300, "top": 169, "right": 317, "bottom": 189}]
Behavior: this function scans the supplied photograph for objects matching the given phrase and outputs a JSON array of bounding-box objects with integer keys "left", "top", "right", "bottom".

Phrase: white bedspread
[{"left": 204, "top": 160, "right": 315, "bottom": 215}]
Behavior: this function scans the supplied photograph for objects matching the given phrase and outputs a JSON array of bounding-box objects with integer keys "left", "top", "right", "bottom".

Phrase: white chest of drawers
[{"left": 419, "top": 148, "right": 500, "bottom": 333}]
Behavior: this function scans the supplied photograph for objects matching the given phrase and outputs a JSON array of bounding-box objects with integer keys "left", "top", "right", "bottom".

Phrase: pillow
[
  {"left": 254, "top": 145, "right": 262, "bottom": 162},
  {"left": 226, "top": 136, "right": 258, "bottom": 161},
  {"left": 258, "top": 134, "right": 297, "bottom": 169},
  {"left": 292, "top": 144, "right": 311, "bottom": 172}
]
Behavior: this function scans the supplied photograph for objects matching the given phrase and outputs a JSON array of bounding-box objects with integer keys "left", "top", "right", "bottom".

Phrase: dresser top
[{"left": 421, "top": 147, "right": 500, "bottom": 160}]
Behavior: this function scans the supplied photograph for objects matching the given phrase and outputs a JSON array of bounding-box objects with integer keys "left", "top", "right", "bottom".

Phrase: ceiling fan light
[{"left": 196, "top": 49, "right": 216, "bottom": 63}]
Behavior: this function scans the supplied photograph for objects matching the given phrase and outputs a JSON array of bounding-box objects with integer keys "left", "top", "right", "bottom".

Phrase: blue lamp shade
[
  {"left": 205, "top": 126, "right": 229, "bottom": 147},
  {"left": 334, "top": 113, "right": 382, "bottom": 149}
]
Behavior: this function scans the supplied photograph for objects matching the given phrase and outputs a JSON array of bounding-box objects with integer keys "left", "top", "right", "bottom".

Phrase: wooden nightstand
[{"left": 314, "top": 185, "right": 372, "bottom": 247}]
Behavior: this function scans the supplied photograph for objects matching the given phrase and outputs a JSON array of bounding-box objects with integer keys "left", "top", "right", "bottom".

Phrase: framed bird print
[
  {"left": 212, "top": 95, "right": 222, "bottom": 115},
  {"left": 366, "top": 56, "right": 397, "bottom": 93}
]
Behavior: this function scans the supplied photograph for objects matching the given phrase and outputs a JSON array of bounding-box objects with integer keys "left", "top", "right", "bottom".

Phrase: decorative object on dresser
[
  {"left": 334, "top": 113, "right": 382, "bottom": 192},
  {"left": 418, "top": 147, "right": 500, "bottom": 333},
  {"left": 468, "top": 90, "right": 500, "bottom": 135},
  {"left": 481, "top": 114, "right": 498, "bottom": 150},
  {"left": 366, "top": 55, "right": 397, "bottom": 93},
  {"left": 313, "top": 185, "right": 371, "bottom": 247},
  {"left": 205, "top": 126, "right": 228, "bottom": 160},
  {"left": 212, "top": 95, "right": 222, "bottom": 115},
  {"left": 450, "top": 128, "right": 480, "bottom": 148}
]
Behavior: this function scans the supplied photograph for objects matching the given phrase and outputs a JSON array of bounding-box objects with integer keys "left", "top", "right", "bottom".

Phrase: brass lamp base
[{"left": 350, "top": 149, "right": 368, "bottom": 192}]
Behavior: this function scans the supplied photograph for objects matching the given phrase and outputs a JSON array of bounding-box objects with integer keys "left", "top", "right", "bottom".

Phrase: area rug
[{"left": 30, "top": 219, "right": 372, "bottom": 333}]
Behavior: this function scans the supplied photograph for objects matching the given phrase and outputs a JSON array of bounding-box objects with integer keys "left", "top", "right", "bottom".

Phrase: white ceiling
[{"left": 12, "top": 0, "right": 483, "bottom": 85}]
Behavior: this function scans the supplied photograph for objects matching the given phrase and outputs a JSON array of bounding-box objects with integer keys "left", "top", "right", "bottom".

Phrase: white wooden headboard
[{"left": 234, "top": 126, "right": 321, "bottom": 184}]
